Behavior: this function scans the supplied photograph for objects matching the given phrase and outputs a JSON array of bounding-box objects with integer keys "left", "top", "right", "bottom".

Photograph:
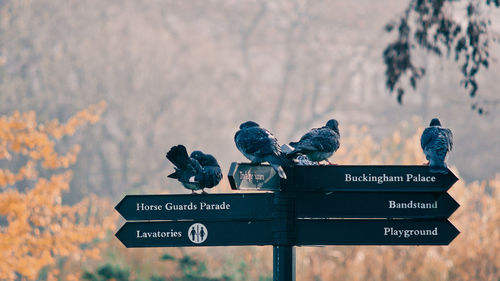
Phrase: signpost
[
  {"left": 115, "top": 219, "right": 459, "bottom": 247},
  {"left": 228, "top": 163, "right": 458, "bottom": 192},
  {"left": 294, "top": 192, "right": 459, "bottom": 219},
  {"left": 228, "top": 163, "right": 281, "bottom": 191},
  {"left": 296, "top": 219, "right": 459, "bottom": 245},
  {"left": 116, "top": 220, "right": 274, "bottom": 247},
  {"left": 115, "top": 193, "right": 274, "bottom": 221},
  {"left": 116, "top": 163, "right": 460, "bottom": 281},
  {"left": 115, "top": 192, "right": 459, "bottom": 220}
]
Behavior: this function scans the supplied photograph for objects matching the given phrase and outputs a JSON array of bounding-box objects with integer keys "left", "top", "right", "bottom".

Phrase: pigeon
[
  {"left": 189, "top": 150, "right": 223, "bottom": 189},
  {"left": 420, "top": 118, "right": 453, "bottom": 174},
  {"left": 287, "top": 119, "right": 340, "bottom": 164},
  {"left": 166, "top": 145, "right": 222, "bottom": 193},
  {"left": 234, "top": 121, "right": 293, "bottom": 179}
]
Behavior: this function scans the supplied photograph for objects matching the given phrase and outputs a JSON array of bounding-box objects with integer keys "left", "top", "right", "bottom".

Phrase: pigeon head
[
  {"left": 239, "top": 121, "right": 260, "bottom": 129},
  {"left": 190, "top": 151, "right": 219, "bottom": 166},
  {"left": 190, "top": 150, "right": 205, "bottom": 160},
  {"left": 326, "top": 119, "right": 339, "bottom": 134},
  {"left": 429, "top": 118, "right": 441, "bottom": 127}
]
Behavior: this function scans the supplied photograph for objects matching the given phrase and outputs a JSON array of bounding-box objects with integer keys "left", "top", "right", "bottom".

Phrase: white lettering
[
  {"left": 239, "top": 171, "right": 265, "bottom": 181},
  {"left": 136, "top": 229, "right": 182, "bottom": 238},
  {"left": 388, "top": 201, "right": 396, "bottom": 208},
  {"left": 199, "top": 201, "right": 231, "bottom": 210},
  {"left": 406, "top": 174, "right": 437, "bottom": 183},
  {"left": 165, "top": 202, "right": 197, "bottom": 211},
  {"left": 383, "top": 227, "right": 439, "bottom": 238},
  {"left": 386, "top": 200, "right": 438, "bottom": 209},
  {"left": 136, "top": 203, "right": 162, "bottom": 211},
  {"left": 345, "top": 174, "right": 352, "bottom": 182},
  {"left": 384, "top": 227, "right": 391, "bottom": 235},
  {"left": 344, "top": 173, "right": 404, "bottom": 184}
]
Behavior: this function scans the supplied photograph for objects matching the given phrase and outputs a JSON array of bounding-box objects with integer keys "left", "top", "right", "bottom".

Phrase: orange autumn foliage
[{"left": 0, "top": 101, "right": 116, "bottom": 281}]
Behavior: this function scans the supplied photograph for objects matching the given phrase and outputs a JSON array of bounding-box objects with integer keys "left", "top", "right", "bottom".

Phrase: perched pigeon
[
  {"left": 234, "top": 121, "right": 293, "bottom": 179},
  {"left": 189, "top": 150, "right": 223, "bottom": 189},
  {"left": 420, "top": 118, "right": 453, "bottom": 174},
  {"left": 166, "top": 145, "right": 222, "bottom": 193},
  {"left": 287, "top": 119, "right": 340, "bottom": 164}
]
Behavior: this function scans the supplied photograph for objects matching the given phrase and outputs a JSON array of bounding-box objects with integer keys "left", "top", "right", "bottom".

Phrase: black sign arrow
[
  {"left": 295, "top": 192, "right": 459, "bottom": 219},
  {"left": 228, "top": 163, "right": 458, "bottom": 192},
  {"left": 115, "top": 192, "right": 458, "bottom": 221},
  {"left": 116, "top": 219, "right": 459, "bottom": 247},
  {"left": 296, "top": 219, "right": 460, "bottom": 245},
  {"left": 115, "top": 220, "right": 273, "bottom": 247},
  {"left": 115, "top": 193, "right": 274, "bottom": 221},
  {"left": 290, "top": 165, "right": 458, "bottom": 192},
  {"left": 228, "top": 162, "right": 281, "bottom": 191}
]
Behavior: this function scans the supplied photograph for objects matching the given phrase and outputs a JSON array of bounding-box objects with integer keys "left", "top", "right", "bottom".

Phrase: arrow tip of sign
[
  {"left": 114, "top": 200, "right": 122, "bottom": 212},
  {"left": 446, "top": 222, "right": 461, "bottom": 245},
  {"left": 114, "top": 197, "right": 128, "bottom": 219},
  {"left": 443, "top": 169, "right": 459, "bottom": 191},
  {"left": 451, "top": 197, "right": 460, "bottom": 213},
  {"left": 450, "top": 170, "right": 459, "bottom": 181},
  {"left": 228, "top": 162, "right": 238, "bottom": 190},
  {"left": 114, "top": 223, "right": 128, "bottom": 241}
]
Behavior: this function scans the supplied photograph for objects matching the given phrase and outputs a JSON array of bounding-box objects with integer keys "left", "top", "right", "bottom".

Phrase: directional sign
[
  {"left": 295, "top": 192, "right": 459, "bottom": 219},
  {"left": 228, "top": 163, "right": 458, "bottom": 192},
  {"left": 296, "top": 219, "right": 459, "bottom": 245},
  {"left": 115, "top": 193, "right": 274, "bottom": 221},
  {"left": 116, "top": 192, "right": 458, "bottom": 221},
  {"left": 116, "top": 219, "right": 459, "bottom": 247},
  {"left": 118, "top": 161, "right": 461, "bottom": 281},
  {"left": 228, "top": 162, "right": 281, "bottom": 191},
  {"left": 290, "top": 165, "right": 458, "bottom": 192},
  {"left": 115, "top": 220, "right": 273, "bottom": 247}
]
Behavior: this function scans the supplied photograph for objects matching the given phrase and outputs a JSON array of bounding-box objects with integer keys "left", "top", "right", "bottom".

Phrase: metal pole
[
  {"left": 273, "top": 188, "right": 296, "bottom": 281},
  {"left": 273, "top": 245, "right": 296, "bottom": 281}
]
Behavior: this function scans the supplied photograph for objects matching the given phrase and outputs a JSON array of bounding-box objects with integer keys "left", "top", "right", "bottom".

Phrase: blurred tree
[
  {"left": 1, "top": 0, "right": 498, "bottom": 192},
  {"left": 383, "top": 0, "right": 499, "bottom": 114},
  {"left": 0, "top": 101, "right": 115, "bottom": 280},
  {"left": 83, "top": 255, "right": 233, "bottom": 281},
  {"left": 82, "top": 263, "right": 131, "bottom": 281}
]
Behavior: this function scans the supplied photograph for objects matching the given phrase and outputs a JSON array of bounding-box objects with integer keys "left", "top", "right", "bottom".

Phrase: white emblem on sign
[{"left": 188, "top": 223, "right": 208, "bottom": 244}]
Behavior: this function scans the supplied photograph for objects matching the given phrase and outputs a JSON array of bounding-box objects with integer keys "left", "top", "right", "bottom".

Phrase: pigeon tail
[
  {"left": 270, "top": 163, "right": 287, "bottom": 179},
  {"left": 264, "top": 153, "right": 293, "bottom": 168},
  {"left": 167, "top": 169, "right": 181, "bottom": 179},
  {"left": 166, "top": 145, "right": 191, "bottom": 170},
  {"left": 264, "top": 153, "right": 292, "bottom": 179}
]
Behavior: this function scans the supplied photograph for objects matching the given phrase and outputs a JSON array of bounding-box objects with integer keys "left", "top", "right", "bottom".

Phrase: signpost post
[{"left": 116, "top": 163, "right": 460, "bottom": 281}]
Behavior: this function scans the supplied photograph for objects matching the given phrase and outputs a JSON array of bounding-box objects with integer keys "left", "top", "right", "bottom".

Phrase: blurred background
[{"left": 1, "top": 0, "right": 499, "bottom": 280}]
